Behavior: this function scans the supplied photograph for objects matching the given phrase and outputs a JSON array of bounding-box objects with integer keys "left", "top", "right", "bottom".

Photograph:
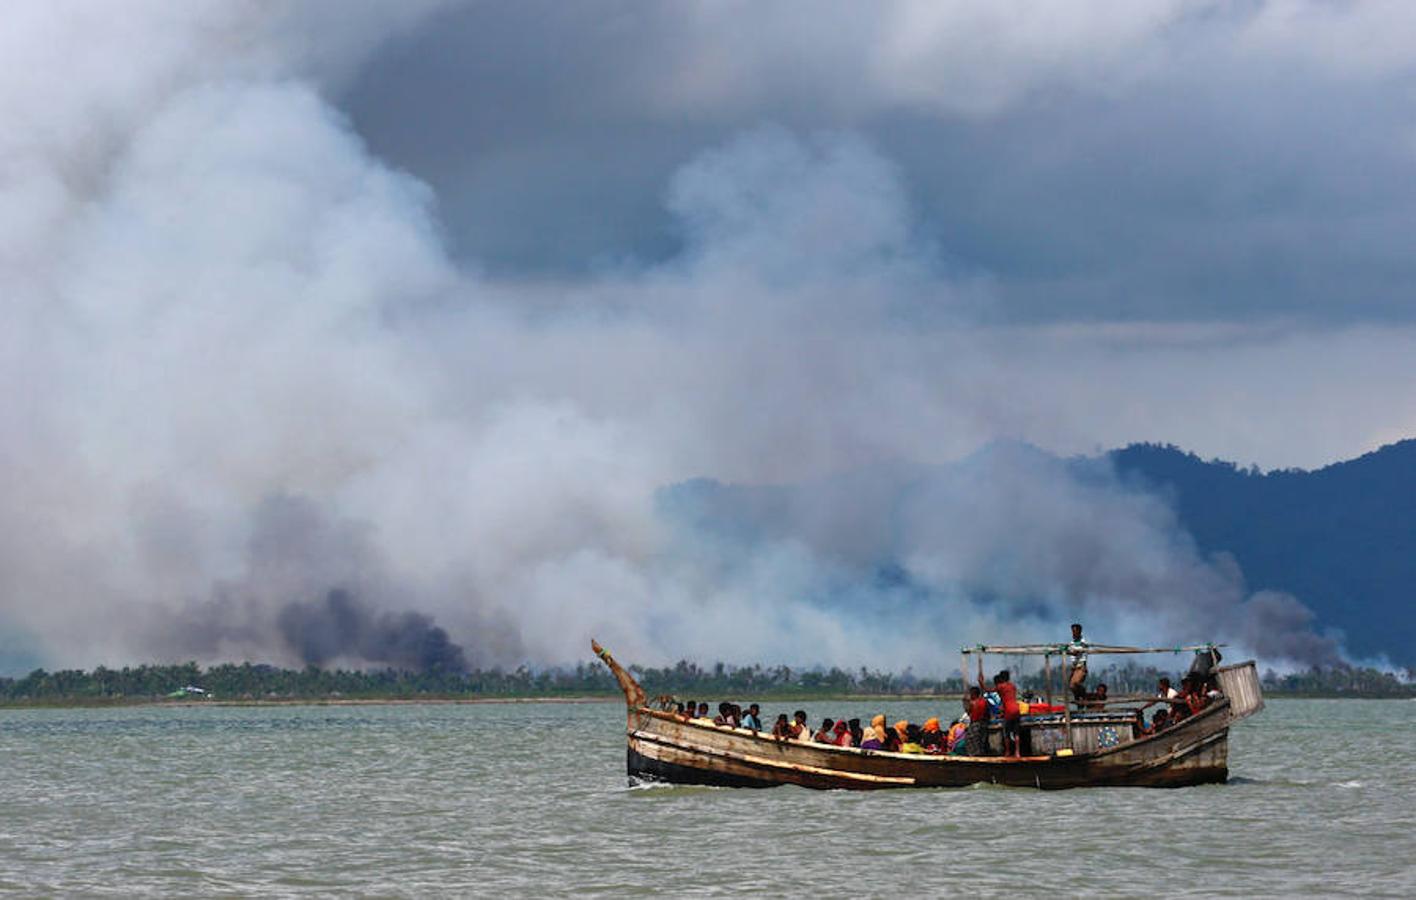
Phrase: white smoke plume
[{"left": 0, "top": 3, "right": 1380, "bottom": 675}]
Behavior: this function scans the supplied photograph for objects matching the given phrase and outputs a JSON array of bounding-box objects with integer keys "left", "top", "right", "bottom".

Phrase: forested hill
[{"left": 1108, "top": 440, "right": 1416, "bottom": 666}]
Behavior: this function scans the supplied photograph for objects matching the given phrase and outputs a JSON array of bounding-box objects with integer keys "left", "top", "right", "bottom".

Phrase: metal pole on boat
[{"left": 1043, "top": 652, "right": 1053, "bottom": 709}]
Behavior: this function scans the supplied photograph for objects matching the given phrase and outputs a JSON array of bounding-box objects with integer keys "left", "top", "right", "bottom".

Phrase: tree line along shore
[{"left": 0, "top": 659, "right": 1411, "bottom": 706}]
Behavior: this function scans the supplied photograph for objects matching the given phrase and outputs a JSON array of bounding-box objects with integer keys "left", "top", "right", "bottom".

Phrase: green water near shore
[{"left": 1, "top": 698, "right": 1410, "bottom": 895}]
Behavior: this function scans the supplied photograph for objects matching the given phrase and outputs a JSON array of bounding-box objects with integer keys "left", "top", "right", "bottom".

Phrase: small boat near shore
[{"left": 591, "top": 639, "right": 1264, "bottom": 790}]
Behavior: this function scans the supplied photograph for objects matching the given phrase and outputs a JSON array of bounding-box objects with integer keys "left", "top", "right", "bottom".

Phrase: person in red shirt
[
  {"left": 1182, "top": 675, "right": 1208, "bottom": 715},
  {"left": 962, "top": 686, "right": 991, "bottom": 756},
  {"left": 833, "top": 719, "right": 854, "bottom": 747},
  {"left": 993, "top": 670, "right": 1022, "bottom": 758}
]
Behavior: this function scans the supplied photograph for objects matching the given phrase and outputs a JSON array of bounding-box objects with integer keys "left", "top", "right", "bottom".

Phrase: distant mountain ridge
[{"left": 1108, "top": 440, "right": 1416, "bottom": 667}]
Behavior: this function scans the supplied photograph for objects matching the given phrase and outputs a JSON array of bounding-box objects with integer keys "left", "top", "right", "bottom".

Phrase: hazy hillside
[
  {"left": 1109, "top": 440, "right": 1416, "bottom": 667},
  {"left": 662, "top": 440, "right": 1416, "bottom": 668}
]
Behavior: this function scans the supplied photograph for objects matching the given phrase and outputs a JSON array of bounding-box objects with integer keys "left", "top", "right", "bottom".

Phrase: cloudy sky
[
  {"left": 2, "top": 1, "right": 1412, "bottom": 673},
  {"left": 337, "top": 0, "right": 1416, "bottom": 467}
]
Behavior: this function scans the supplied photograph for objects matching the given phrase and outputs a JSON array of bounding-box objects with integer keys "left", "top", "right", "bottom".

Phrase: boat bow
[{"left": 592, "top": 639, "right": 647, "bottom": 726}]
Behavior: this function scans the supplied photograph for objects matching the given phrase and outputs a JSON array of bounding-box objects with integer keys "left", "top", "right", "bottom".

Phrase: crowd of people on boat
[
  {"left": 669, "top": 624, "right": 1226, "bottom": 757},
  {"left": 671, "top": 701, "right": 977, "bottom": 754}
]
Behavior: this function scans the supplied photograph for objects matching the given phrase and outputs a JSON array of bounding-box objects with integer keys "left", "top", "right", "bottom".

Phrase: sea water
[{"left": 0, "top": 699, "right": 1411, "bottom": 896}]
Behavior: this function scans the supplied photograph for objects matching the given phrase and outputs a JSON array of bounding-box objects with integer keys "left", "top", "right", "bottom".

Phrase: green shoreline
[{"left": 5, "top": 659, "right": 1410, "bottom": 707}]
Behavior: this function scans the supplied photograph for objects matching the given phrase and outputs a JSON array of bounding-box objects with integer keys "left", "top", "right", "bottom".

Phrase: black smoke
[
  {"left": 277, "top": 589, "right": 469, "bottom": 673},
  {"left": 1238, "top": 591, "right": 1344, "bottom": 670}
]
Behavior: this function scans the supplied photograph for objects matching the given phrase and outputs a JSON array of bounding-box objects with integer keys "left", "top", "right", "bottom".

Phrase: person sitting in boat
[
  {"left": 832, "top": 719, "right": 854, "bottom": 747},
  {"left": 1067, "top": 622, "right": 1090, "bottom": 705},
  {"left": 814, "top": 718, "right": 836, "bottom": 742},
  {"left": 713, "top": 702, "right": 733, "bottom": 726},
  {"left": 1169, "top": 696, "right": 1191, "bottom": 723},
  {"left": 942, "top": 718, "right": 965, "bottom": 753},
  {"left": 920, "top": 717, "right": 944, "bottom": 752},
  {"left": 1203, "top": 677, "right": 1223, "bottom": 702},
  {"left": 1157, "top": 676, "right": 1178, "bottom": 701},
  {"left": 741, "top": 703, "right": 763, "bottom": 731},
  {"left": 1084, "top": 683, "right": 1110, "bottom": 710},
  {"left": 791, "top": 710, "right": 812, "bottom": 741},
  {"left": 892, "top": 719, "right": 910, "bottom": 746},
  {"left": 694, "top": 702, "right": 711, "bottom": 721},
  {"left": 1136, "top": 707, "right": 1164, "bottom": 736},
  {"left": 860, "top": 715, "right": 887, "bottom": 750},
  {"left": 771, "top": 713, "right": 793, "bottom": 740},
  {"left": 1151, "top": 708, "right": 1170, "bottom": 732},
  {"left": 1142, "top": 676, "right": 1182, "bottom": 715},
  {"left": 880, "top": 722, "right": 902, "bottom": 753},
  {"left": 848, "top": 718, "right": 864, "bottom": 747},
  {"left": 900, "top": 724, "right": 925, "bottom": 753},
  {"left": 1181, "top": 676, "right": 1209, "bottom": 715}
]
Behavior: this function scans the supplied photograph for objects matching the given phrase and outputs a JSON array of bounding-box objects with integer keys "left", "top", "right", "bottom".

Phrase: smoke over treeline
[
  {"left": 659, "top": 444, "right": 1347, "bottom": 671},
  {"left": 0, "top": 3, "right": 1392, "bottom": 676},
  {"left": 277, "top": 591, "right": 467, "bottom": 673}
]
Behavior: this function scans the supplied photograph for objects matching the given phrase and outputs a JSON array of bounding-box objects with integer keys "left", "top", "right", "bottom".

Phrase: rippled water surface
[{"left": 1, "top": 699, "right": 1411, "bottom": 896}]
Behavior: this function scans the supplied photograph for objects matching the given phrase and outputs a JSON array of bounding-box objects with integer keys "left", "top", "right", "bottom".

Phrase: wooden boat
[{"left": 592, "top": 639, "right": 1264, "bottom": 790}]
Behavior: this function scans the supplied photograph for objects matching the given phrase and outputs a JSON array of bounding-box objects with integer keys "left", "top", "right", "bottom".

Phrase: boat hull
[{"left": 625, "top": 702, "right": 1231, "bottom": 790}]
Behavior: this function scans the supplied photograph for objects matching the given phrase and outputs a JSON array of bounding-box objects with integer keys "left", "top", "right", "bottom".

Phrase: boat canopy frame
[
  {"left": 960, "top": 642, "right": 1226, "bottom": 753},
  {"left": 961, "top": 642, "right": 1224, "bottom": 657}
]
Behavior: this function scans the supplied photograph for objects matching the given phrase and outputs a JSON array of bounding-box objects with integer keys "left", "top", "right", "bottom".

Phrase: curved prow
[{"left": 592, "top": 639, "right": 647, "bottom": 710}]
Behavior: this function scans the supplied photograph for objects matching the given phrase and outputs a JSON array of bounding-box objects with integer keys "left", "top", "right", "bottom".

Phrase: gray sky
[
  {"left": 2, "top": 1, "right": 1412, "bottom": 672},
  {"left": 342, "top": 1, "right": 1416, "bottom": 325}
]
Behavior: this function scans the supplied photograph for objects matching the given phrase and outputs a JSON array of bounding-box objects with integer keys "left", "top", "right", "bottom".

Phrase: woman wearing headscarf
[
  {"left": 833, "top": 719, "right": 854, "bottom": 747},
  {"left": 920, "top": 717, "right": 944, "bottom": 752},
  {"left": 944, "top": 718, "right": 968, "bottom": 753},
  {"left": 860, "top": 715, "right": 887, "bottom": 750},
  {"left": 881, "top": 726, "right": 902, "bottom": 753}
]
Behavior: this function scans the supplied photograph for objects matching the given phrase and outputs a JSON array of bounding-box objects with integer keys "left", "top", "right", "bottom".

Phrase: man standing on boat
[
  {"left": 964, "top": 684, "right": 991, "bottom": 755},
  {"left": 994, "top": 670, "right": 1022, "bottom": 757},
  {"left": 1067, "top": 623, "right": 1089, "bottom": 706}
]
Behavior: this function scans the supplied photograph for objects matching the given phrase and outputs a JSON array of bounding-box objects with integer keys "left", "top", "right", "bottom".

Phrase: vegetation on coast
[{"left": 1, "top": 658, "right": 1411, "bottom": 706}]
